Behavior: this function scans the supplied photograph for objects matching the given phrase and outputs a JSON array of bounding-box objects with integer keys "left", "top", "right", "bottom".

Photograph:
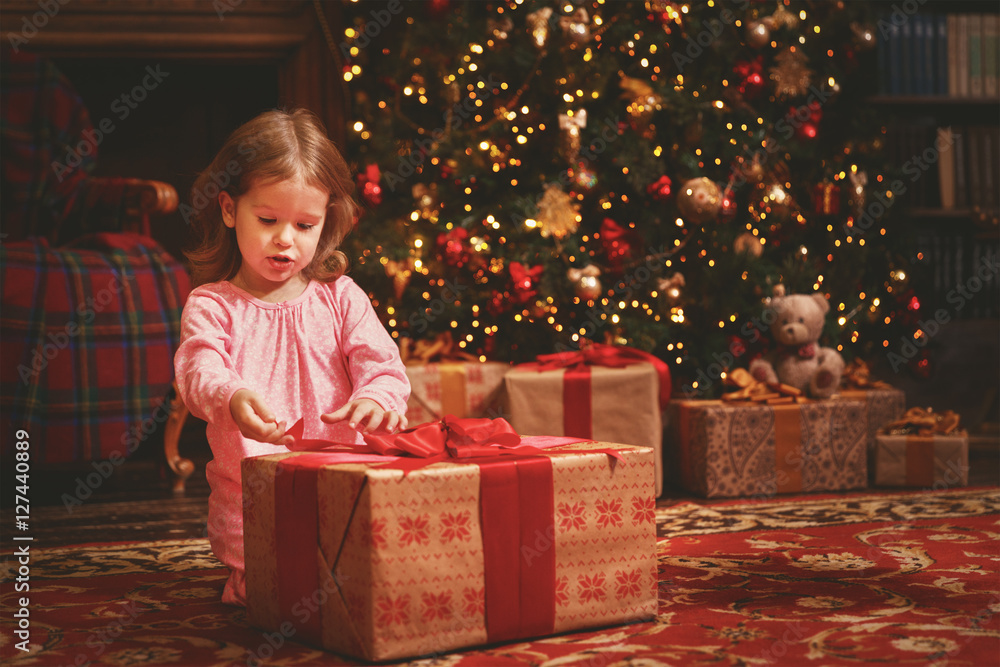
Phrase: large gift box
[
  {"left": 837, "top": 360, "right": 906, "bottom": 452},
  {"left": 667, "top": 395, "right": 868, "bottom": 498},
  {"left": 503, "top": 344, "right": 671, "bottom": 496},
  {"left": 400, "top": 335, "right": 510, "bottom": 423},
  {"left": 242, "top": 418, "right": 658, "bottom": 662},
  {"left": 873, "top": 408, "right": 969, "bottom": 488}
]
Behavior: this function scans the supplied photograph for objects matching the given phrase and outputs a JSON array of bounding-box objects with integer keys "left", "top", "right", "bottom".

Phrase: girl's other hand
[
  {"left": 229, "top": 389, "right": 293, "bottom": 447},
  {"left": 321, "top": 398, "right": 407, "bottom": 434}
]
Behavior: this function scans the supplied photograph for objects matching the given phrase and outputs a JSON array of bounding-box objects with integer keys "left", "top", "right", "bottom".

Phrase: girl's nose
[{"left": 275, "top": 223, "right": 294, "bottom": 246}]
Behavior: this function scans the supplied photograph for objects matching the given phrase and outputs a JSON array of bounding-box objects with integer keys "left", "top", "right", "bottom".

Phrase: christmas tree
[{"left": 337, "top": 0, "right": 910, "bottom": 396}]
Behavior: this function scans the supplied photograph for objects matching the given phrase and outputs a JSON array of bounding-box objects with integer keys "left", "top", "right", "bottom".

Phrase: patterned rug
[{"left": 3, "top": 488, "right": 999, "bottom": 666}]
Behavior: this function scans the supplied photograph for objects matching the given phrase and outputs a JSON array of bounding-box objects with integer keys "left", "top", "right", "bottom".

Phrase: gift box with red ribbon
[
  {"left": 503, "top": 344, "right": 671, "bottom": 497},
  {"left": 667, "top": 398, "right": 868, "bottom": 498},
  {"left": 242, "top": 416, "right": 657, "bottom": 662},
  {"left": 873, "top": 408, "right": 968, "bottom": 487},
  {"left": 401, "top": 334, "right": 509, "bottom": 425}
]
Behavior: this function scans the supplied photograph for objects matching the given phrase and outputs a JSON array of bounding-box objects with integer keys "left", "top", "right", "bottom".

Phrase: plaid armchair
[{"left": 1, "top": 47, "right": 193, "bottom": 490}]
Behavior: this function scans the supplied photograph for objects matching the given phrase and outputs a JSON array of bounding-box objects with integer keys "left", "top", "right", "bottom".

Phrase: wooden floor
[{"left": 8, "top": 424, "right": 999, "bottom": 550}]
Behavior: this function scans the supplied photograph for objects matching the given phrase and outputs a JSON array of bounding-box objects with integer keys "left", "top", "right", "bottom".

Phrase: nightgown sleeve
[
  {"left": 173, "top": 287, "right": 251, "bottom": 431},
  {"left": 335, "top": 277, "right": 411, "bottom": 415}
]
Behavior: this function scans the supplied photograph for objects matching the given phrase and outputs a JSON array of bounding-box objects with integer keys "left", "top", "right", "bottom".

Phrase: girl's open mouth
[{"left": 267, "top": 256, "right": 293, "bottom": 269}]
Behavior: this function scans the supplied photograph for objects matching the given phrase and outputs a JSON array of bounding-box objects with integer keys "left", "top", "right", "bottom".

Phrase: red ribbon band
[{"left": 270, "top": 417, "right": 624, "bottom": 646}]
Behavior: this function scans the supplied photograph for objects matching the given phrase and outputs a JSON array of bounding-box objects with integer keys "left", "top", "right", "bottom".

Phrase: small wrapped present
[
  {"left": 667, "top": 374, "right": 868, "bottom": 498},
  {"left": 243, "top": 417, "right": 657, "bottom": 662},
  {"left": 874, "top": 407, "right": 969, "bottom": 487},
  {"left": 837, "top": 359, "right": 906, "bottom": 452},
  {"left": 503, "top": 343, "right": 671, "bottom": 496},
  {"left": 400, "top": 333, "right": 509, "bottom": 423}
]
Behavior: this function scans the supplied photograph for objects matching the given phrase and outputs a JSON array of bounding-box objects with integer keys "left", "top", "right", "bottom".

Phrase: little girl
[{"left": 174, "top": 109, "right": 410, "bottom": 606}]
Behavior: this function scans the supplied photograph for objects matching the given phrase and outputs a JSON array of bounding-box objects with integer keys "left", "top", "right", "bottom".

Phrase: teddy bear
[{"left": 748, "top": 289, "right": 845, "bottom": 398}]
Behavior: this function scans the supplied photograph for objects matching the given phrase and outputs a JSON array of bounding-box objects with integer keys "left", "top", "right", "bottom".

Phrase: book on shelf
[
  {"left": 893, "top": 122, "right": 999, "bottom": 214},
  {"left": 879, "top": 12, "right": 1000, "bottom": 98}
]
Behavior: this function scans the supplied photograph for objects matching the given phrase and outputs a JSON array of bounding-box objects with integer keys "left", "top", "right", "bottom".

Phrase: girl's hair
[{"left": 185, "top": 108, "right": 358, "bottom": 286}]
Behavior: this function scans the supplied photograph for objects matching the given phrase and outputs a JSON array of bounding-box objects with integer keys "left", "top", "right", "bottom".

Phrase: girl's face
[{"left": 220, "top": 177, "right": 329, "bottom": 301}]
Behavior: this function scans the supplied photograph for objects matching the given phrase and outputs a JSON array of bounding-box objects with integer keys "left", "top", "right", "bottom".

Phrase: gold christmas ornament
[
  {"left": 657, "top": 272, "right": 685, "bottom": 301},
  {"left": 676, "top": 177, "right": 722, "bottom": 224},
  {"left": 734, "top": 232, "right": 764, "bottom": 257},
  {"left": 567, "top": 265, "right": 603, "bottom": 301},
  {"left": 764, "top": 3, "right": 799, "bottom": 30},
  {"left": 769, "top": 47, "right": 813, "bottom": 98},
  {"left": 558, "top": 109, "right": 587, "bottom": 163},
  {"left": 558, "top": 7, "right": 591, "bottom": 45},
  {"left": 746, "top": 20, "right": 770, "bottom": 48},
  {"left": 620, "top": 76, "right": 662, "bottom": 139},
  {"left": 488, "top": 16, "right": 513, "bottom": 42},
  {"left": 412, "top": 183, "right": 440, "bottom": 220},
  {"left": 527, "top": 7, "right": 553, "bottom": 49},
  {"left": 749, "top": 181, "right": 795, "bottom": 224},
  {"left": 536, "top": 183, "right": 581, "bottom": 239},
  {"left": 384, "top": 258, "right": 414, "bottom": 300}
]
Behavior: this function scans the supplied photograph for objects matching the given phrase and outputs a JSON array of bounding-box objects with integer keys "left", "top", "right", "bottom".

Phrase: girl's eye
[
  {"left": 298, "top": 223, "right": 315, "bottom": 231},
  {"left": 258, "top": 217, "right": 276, "bottom": 224}
]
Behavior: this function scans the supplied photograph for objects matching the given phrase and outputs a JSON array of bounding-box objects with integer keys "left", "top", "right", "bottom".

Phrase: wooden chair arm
[
  {"left": 87, "top": 177, "right": 179, "bottom": 214},
  {"left": 73, "top": 177, "right": 179, "bottom": 237}
]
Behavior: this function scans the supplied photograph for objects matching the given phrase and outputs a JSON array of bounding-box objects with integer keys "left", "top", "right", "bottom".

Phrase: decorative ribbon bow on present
[
  {"left": 722, "top": 367, "right": 807, "bottom": 404},
  {"left": 841, "top": 358, "right": 891, "bottom": 389},
  {"left": 286, "top": 415, "right": 622, "bottom": 475},
  {"left": 532, "top": 342, "right": 672, "bottom": 409},
  {"left": 399, "top": 332, "right": 477, "bottom": 365},
  {"left": 881, "top": 407, "right": 963, "bottom": 436}
]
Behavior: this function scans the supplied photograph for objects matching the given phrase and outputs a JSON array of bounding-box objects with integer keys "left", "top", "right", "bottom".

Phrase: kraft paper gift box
[
  {"left": 404, "top": 361, "right": 510, "bottom": 424},
  {"left": 242, "top": 418, "right": 658, "bottom": 662},
  {"left": 873, "top": 434, "right": 969, "bottom": 487},
  {"left": 400, "top": 334, "right": 510, "bottom": 424},
  {"left": 837, "top": 360, "right": 907, "bottom": 453},
  {"left": 873, "top": 407, "right": 968, "bottom": 487},
  {"left": 667, "top": 398, "right": 868, "bottom": 498},
  {"left": 503, "top": 344, "right": 671, "bottom": 497}
]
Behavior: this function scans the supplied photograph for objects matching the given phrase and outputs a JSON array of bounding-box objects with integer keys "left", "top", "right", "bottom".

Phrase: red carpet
[{"left": 3, "top": 488, "right": 998, "bottom": 666}]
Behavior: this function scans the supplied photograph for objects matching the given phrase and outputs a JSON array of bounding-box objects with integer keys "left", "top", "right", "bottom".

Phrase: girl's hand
[
  {"left": 321, "top": 398, "right": 407, "bottom": 434},
  {"left": 229, "top": 389, "right": 293, "bottom": 447}
]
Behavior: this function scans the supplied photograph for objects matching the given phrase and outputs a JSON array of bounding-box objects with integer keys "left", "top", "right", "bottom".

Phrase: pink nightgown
[{"left": 173, "top": 277, "right": 409, "bottom": 605}]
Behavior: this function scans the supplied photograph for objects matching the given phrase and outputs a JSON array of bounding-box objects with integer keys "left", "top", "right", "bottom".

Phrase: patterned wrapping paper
[
  {"left": 504, "top": 363, "right": 664, "bottom": 496},
  {"left": 404, "top": 361, "right": 510, "bottom": 424},
  {"left": 667, "top": 399, "right": 868, "bottom": 498},
  {"left": 874, "top": 434, "right": 969, "bottom": 488},
  {"left": 242, "top": 440, "right": 658, "bottom": 662},
  {"left": 837, "top": 387, "right": 907, "bottom": 451}
]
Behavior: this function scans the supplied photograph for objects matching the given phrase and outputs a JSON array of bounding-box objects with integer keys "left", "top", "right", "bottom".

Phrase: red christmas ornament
[
  {"left": 790, "top": 101, "right": 823, "bottom": 141},
  {"left": 509, "top": 262, "right": 543, "bottom": 304},
  {"left": 436, "top": 227, "right": 470, "bottom": 267},
  {"left": 356, "top": 164, "right": 382, "bottom": 206},
  {"left": 600, "top": 218, "right": 639, "bottom": 271},
  {"left": 646, "top": 175, "right": 673, "bottom": 201},
  {"left": 734, "top": 57, "right": 765, "bottom": 99},
  {"left": 426, "top": 0, "right": 451, "bottom": 17},
  {"left": 719, "top": 187, "right": 738, "bottom": 222}
]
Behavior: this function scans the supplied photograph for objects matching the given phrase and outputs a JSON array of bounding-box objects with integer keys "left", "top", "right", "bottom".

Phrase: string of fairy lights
[{"left": 338, "top": 0, "right": 915, "bottom": 374}]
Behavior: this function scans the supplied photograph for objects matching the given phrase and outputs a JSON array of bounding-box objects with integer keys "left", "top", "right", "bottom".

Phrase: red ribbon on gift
[
  {"left": 272, "top": 417, "right": 623, "bottom": 647},
  {"left": 524, "top": 343, "right": 672, "bottom": 439}
]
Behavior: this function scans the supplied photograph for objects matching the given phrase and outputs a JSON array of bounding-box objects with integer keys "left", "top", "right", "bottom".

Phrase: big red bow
[
  {"left": 285, "top": 415, "right": 586, "bottom": 475},
  {"left": 533, "top": 343, "right": 672, "bottom": 409},
  {"left": 363, "top": 415, "right": 523, "bottom": 459}
]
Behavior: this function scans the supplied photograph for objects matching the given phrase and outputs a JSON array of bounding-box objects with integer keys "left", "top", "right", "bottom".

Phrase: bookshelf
[{"left": 875, "top": 2, "right": 1000, "bottom": 313}]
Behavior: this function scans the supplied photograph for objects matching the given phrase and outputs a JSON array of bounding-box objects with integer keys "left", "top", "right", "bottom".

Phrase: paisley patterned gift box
[
  {"left": 241, "top": 426, "right": 658, "bottom": 662},
  {"left": 667, "top": 399, "right": 869, "bottom": 498}
]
